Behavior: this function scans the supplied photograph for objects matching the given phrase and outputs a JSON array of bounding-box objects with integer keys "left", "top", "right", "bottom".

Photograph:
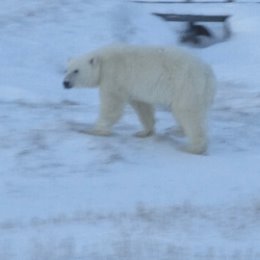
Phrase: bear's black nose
[{"left": 63, "top": 81, "right": 72, "bottom": 89}]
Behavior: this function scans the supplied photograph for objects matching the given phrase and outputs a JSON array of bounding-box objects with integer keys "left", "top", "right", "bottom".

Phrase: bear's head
[{"left": 63, "top": 54, "right": 101, "bottom": 89}]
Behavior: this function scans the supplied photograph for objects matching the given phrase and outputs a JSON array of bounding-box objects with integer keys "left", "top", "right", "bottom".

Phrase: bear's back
[{"left": 98, "top": 44, "right": 206, "bottom": 75}]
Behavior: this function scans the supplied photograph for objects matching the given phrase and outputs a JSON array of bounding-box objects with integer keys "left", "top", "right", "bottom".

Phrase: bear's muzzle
[{"left": 63, "top": 81, "right": 72, "bottom": 89}]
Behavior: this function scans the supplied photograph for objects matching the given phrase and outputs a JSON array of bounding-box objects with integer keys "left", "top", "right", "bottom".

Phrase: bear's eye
[{"left": 73, "top": 69, "right": 79, "bottom": 74}]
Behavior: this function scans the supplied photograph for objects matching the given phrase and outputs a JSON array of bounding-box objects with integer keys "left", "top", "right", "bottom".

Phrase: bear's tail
[{"left": 205, "top": 65, "right": 216, "bottom": 109}]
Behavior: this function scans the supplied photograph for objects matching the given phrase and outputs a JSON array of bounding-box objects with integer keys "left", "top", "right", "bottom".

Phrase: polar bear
[{"left": 63, "top": 45, "right": 215, "bottom": 154}]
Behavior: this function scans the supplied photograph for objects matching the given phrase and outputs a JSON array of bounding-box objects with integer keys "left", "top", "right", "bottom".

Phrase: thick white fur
[{"left": 64, "top": 45, "right": 215, "bottom": 154}]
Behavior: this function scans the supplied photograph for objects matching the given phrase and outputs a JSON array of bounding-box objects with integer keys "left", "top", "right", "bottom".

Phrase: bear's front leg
[
  {"left": 130, "top": 100, "right": 155, "bottom": 138},
  {"left": 90, "top": 92, "right": 125, "bottom": 136}
]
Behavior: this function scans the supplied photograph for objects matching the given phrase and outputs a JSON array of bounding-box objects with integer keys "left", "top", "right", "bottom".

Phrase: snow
[{"left": 1, "top": 0, "right": 260, "bottom": 259}]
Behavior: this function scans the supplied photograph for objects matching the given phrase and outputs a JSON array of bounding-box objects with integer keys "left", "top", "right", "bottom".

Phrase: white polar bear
[{"left": 63, "top": 45, "right": 215, "bottom": 154}]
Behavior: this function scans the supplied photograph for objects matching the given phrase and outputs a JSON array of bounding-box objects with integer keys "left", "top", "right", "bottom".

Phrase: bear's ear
[
  {"left": 66, "top": 57, "right": 76, "bottom": 70},
  {"left": 89, "top": 56, "right": 99, "bottom": 67}
]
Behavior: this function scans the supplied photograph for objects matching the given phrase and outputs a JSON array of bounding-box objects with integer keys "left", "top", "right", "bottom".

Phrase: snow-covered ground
[{"left": 1, "top": 1, "right": 260, "bottom": 259}]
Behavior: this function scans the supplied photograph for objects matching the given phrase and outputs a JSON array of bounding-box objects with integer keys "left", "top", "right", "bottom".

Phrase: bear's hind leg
[
  {"left": 130, "top": 100, "right": 155, "bottom": 138},
  {"left": 173, "top": 108, "right": 208, "bottom": 154}
]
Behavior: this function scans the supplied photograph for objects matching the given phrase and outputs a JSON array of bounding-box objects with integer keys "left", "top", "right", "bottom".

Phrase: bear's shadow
[
  {"left": 66, "top": 120, "right": 186, "bottom": 152},
  {"left": 65, "top": 120, "right": 119, "bottom": 137}
]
